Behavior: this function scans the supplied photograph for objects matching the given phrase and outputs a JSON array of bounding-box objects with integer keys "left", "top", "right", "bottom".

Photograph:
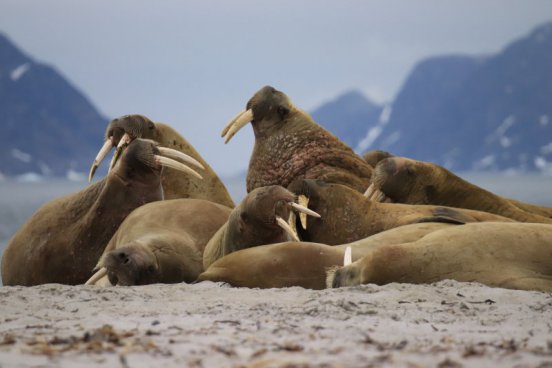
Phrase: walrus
[
  {"left": 362, "top": 150, "right": 393, "bottom": 168},
  {"left": 221, "top": 86, "right": 373, "bottom": 193},
  {"left": 198, "top": 223, "right": 454, "bottom": 289},
  {"left": 1, "top": 139, "right": 203, "bottom": 286},
  {"left": 202, "top": 185, "right": 320, "bottom": 270},
  {"left": 89, "top": 114, "right": 235, "bottom": 207},
  {"left": 86, "top": 199, "right": 231, "bottom": 286},
  {"left": 287, "top": 179, "right": 513, "bottom": 245},
  {"left": 364, "top": 156, "right": 552, "bottom": 223},
  {"left": 328, "top": 222, "right": 552, "bottom": 292}
]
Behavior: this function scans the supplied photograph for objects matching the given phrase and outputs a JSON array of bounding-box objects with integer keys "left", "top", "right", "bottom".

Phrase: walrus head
[
  {"left": 221, "top": 85, "right": 299, "bottom": 143},
  {"left": 228, "top": 185, "right": 320, "bottom": 248},
  {"left": 98, "top": 244, "right": 160, "bottom": 286},
  {"left": 364, "top": 157, "right": 444, "bottom": 204},
  {"left": 88, "top": 114, "right": 204, "bottom": 182}
]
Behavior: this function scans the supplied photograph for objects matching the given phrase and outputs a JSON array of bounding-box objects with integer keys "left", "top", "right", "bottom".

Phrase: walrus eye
[
  {"left": 277, "top": 106, "right": 289, "bottom": 119},
  {"left": 147, "top": 265, "right": 155, "bottom": 274}
]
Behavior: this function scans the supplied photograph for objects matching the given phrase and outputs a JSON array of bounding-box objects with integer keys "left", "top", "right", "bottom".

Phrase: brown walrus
[
  {"left": 1, "top": 139, "right": 203, "bottom": 286},
  {"left": 89, "top": 114, "right": 235, "bottom": 207},
  {"left": 221, "top": 86, "right": 373, "bottom": 193},
  {"left": 202, "top": 185, "right": 319, "bottom": 270},
  {"left": 287, "top": 179, "right": 513, "bottom": 245},
  {"left": 328, "top": 222, "right": 552, "bottom": 292},
  {"left": 86, "top": 199, "right": 231, "bottom": 286},
  {"left": 198, "top": 223, "right": 454, "bottom": 289},
  {"left": 365, "top": 156, "right": 552, "bottom": 223}
]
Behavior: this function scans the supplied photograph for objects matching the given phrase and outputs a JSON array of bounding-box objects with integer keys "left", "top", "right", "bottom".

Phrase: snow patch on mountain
[{"left": 10, "top": 63, "right": 30, "bottom": 81}]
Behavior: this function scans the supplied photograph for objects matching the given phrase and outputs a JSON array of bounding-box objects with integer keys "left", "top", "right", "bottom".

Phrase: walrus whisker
[
  {"left": 157, "top": 147, "right": 205, "bottom": 170},
  {"left": 84, "top": 267, "right": 108, "bottom": 286},
  {"left": 363, "top": 183, "right": 375, "bottom": 198},
  {"left": 108, "top": 133, "right": 132, "bottom": 172},
  {"left": 344, "top": 246, "right": 352, "bottom": 266},
  {"left": 276, "top": 216, "right": 300, "bottom": 242},
  {"left": 223, "top": 109, "right": 254, "bottom": 144},
  {"left": 155, "top": 155, "right": 203, "bottom": 180},
  {"left": 88, "top": 139, "right": 114, "bottom": 182},
  {"left": 221, "top": 109, "right": 246, "bottom": 137}
]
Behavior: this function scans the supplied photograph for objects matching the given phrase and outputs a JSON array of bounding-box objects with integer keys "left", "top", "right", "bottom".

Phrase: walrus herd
[{"left": 2, "top": 85, "right": 552, "bottom": 293}]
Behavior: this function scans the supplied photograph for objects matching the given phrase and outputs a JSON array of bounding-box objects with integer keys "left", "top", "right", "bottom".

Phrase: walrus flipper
[{"left": 413, "top": 216, "right": 467, "bottom": 225}]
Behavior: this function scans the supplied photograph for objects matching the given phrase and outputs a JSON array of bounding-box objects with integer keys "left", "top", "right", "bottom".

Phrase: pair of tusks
[
  {"left": 363, "top": 183, "right": 388, "bottom": 202},
  {"left": 221, "top": 109, "right": 254, "bottom": 144},
  {"left": 275, "top": 200, "right": 321, "bottom": 242},
  {"left": 88, "top": 133, "right": 205, "bottom": 182}
]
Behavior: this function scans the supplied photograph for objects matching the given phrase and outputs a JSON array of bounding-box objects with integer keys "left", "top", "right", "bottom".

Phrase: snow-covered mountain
[
  {"left": 314, "top": 22, "right": 552, "bottom": 173},
  {"left": 0, "top": 33, "right": 107, "bottom": 179}
]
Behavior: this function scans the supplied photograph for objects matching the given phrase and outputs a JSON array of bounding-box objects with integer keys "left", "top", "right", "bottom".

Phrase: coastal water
[{"left": 0, "top": 173, "right": 550, "bottom": 284}]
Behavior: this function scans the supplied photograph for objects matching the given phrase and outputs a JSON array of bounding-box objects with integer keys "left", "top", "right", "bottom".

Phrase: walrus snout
[{"left": 103, "top": 246, "right": 158, "bottom": 286}]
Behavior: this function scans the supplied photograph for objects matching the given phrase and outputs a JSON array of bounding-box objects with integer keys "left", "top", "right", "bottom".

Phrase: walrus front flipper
[{"left": 414, "top": 216, "right": 467, "bottom": 225}]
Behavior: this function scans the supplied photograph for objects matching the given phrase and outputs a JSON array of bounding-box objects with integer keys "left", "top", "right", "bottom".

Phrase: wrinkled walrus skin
[
  {"left": 92, "top": 199, "right": 231, "bottom": 286},
  {"left": 368, "top": 156, "right": 552, "bottom": 223},
  {"left": 94, "top": 114, "right": 235, "bottom": 207},
  {"left": 288, "top": 179, "right": 513, "bottom": 245},
  {"left": 198, "top": 223, "right": 454, "bottom": 289},
  {"left": 329, "top": 222, "right": 552, "bottom": 293},
  {"left": 222, "top": 86, "right": 373, "bottom": 194},
  {"left": 2, "top": 139, "right": 170, "bottom": 286}
]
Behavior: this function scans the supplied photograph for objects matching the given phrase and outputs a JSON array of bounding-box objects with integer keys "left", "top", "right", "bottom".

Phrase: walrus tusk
[
  {"left": 155, "top": 155, "right": 203, "bottom": 180},
  {"left": 369, "top": 188, "right": 386, "bottom": 202},
  {"left": 292, "top": 195, "right": 317, "bottom": 230},
  {"left": 85, "top": 267, "right": 108, "bottom": 286},
  {"left": 108, "top": 133, "right": 132, "bottom": 172},
  {"left": 373, "top": 190, "right": 387, "bottom": 203},
  {"left": 157, "top": 147, "right": 205, "bottom": 170},
  {"left": 88, "top": 139, "right": 114, "bottom": 182},
  {"left": 223, "top": 109, "right": 254, "bottom": 144},
  {"left": 363, "top": 183, "right": 375, "bottom": 198},
  {"left": 221, "top": 109, "right": 246, "bottom": 137},
  {"left": 344, "top": 246, "right": 352, "bottom": 266},
  {"left": 276, "top": 216, "right": 300, "bottom": 242},
  {"left": 287, "top": 211, "right": 299, "bottom": 242}
]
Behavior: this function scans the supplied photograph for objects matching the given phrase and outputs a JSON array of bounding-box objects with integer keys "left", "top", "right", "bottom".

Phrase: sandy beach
[{"left": 1, "top": 280, "right": 551, "bottom": 367}]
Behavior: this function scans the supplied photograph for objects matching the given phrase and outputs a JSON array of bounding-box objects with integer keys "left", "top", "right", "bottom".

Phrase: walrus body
[
  {"left": 91, "top": 114, "right": 235, "bottom": 207},
  {"left": 329, "top": 222, "right": 552, "bottom": 292},
  {"left": 202, "top": 185, "right": 317, "bottom": 270},
  {"left": 368, "top": 156, "right": 552, "bottom": 223},
  {"left": 222, "top": 86, "right": 373, "bottom": 193},
  {"left": 1, "top": 139, "right": 190, "bottom": 286},
  {"left": 90, "top": 199, "right": 231, "bottom": 286},
  {"left": 289, "top": 180, "right": 513, "bottom": 245},
  {"left": 198, "top": 223, "right": 454, "bottom": 289}
]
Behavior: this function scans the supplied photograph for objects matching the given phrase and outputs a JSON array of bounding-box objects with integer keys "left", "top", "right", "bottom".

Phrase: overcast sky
[{"left": 1, "top": 1, "right": 551, "bottom": 175}]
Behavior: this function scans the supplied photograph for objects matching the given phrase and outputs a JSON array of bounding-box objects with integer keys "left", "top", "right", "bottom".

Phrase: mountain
[
  {"left": 0, "top": 33, "right": 107, "bottom": 178},
  {"left": 365, "top": 22, "right": 552, "bottom": 173},
  {"left": 311, "top": 90, "right": 383, "bottom": 151}
]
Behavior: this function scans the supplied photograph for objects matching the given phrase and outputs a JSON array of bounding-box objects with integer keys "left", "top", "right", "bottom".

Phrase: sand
[{"left": 1, "top": 280, "right": 551, "bottom": 367}]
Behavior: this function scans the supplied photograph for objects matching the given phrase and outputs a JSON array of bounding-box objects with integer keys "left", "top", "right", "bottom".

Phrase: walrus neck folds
[{"left": 247, "top": 112, "right": 360, "bottom": 192}]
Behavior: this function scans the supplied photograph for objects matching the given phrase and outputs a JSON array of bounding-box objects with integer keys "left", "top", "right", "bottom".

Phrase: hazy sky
[{"left": 1, "top": 1, "right": 551, "bottom": 175}]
